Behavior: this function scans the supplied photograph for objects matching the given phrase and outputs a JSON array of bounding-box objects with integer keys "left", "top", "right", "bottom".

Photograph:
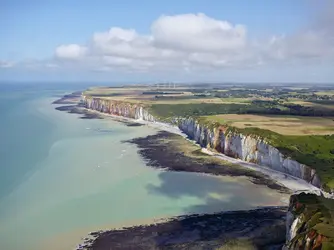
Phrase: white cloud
[
  {"left": 91, "top": 27, "right": 181, "bottom": 61},
  {"left": 55, "top": 44, "right": 87, "bottom": 60},
  {"left": 102, "top": 56, "right": 133, "bottom": 66},
  {"left": 0, "top": 60, "right": 15, "bottom": 68},
  {"left": 151, "top": 13, "right": 247, "bottom": 52},
  {"left": 3, "top": 10, "right": 333, "bottom": 77},
  {"left": 46, "top": 63, "right": 59, "bottom": 68},
  {"left": 51, "top": 14, "right": 253, "bottom": 72},
  {"left": 266, "top": 31, "right": 334, "bottom": 61},
  {"left": 264, "top": 2, "right": 334, "bottom": 63}
]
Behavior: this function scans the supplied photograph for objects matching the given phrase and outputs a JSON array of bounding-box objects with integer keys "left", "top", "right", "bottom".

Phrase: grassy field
[
  {"left": 288, "top": 193, "right": 334, "bottom": 249},
  {"left": 287, "top": 99, "right": 334, "bottom": 110},
  {"left": 84, "top": 87, "right": 227, "bottom": 105},
  {"left": 149, "top": 102, "right": 334, "bottom": 119},
  {"left": 201, "top": 114, "right": 334, "bottom": 135},
  {"left": 315, "top": 91, "right": 334, "bottom": 96},
  {"left": 84, "top": 86, "right": 334, "bottom": 108},
  {"left": 84, "top": 87, "right": 252, "bottom": 105}
]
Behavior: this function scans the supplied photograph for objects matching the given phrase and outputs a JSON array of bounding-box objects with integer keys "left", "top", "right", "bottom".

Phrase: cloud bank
[
  {"left": 54, "top": 11, "right": 334, "bottom": 73},
  {"left": 2, "top": 7, "right": 334, "bottom": 80},
  {"left": 53, "top": 14, "right": 255, "bottom": 72}
]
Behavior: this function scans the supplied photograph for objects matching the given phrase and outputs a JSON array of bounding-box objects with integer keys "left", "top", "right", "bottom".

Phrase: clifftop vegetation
[
  {"left": 287, "top": 193, "right": 334, "bottom": 249},
  {"left": 148, "top": 101, "right": 334, "bottom": 118}
]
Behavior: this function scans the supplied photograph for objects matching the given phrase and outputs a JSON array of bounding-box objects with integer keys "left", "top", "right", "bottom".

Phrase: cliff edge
[{"left": 284, "top": 192, "right": 334, "bottom": 250}]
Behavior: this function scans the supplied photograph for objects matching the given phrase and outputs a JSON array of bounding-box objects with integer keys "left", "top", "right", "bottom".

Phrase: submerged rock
[{"left": 83, "top": 207, "right": 287, "bottom": 250}]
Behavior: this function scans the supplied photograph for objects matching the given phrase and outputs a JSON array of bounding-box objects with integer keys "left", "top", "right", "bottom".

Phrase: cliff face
[
  {"left": 284, "top": 193, "right": 334, "bottom": 250},
  {"left": 178, "top": 117, "right": 322, "bottom": 189},
  {"left": 82, "top": 97, "right": 323, "bottom": 190},
  {"left": 83, "top": 97, "right": 155, "bottom": 121}
]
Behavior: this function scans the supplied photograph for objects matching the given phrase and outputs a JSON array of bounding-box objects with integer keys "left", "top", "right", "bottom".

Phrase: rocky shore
[
  {"left": 82, "top": 207, "right": 287, "bottom": 250},
  {"left": 125, "top": 131, "right": 290, "bottom": 193},
  {"left": 52, "top": 91, "right": 82, "bottom": 104},
  {"left": 75, "top": 131, "right": 291, "bottom": 249},
  {"left": 55, "top": 105, "right": 104, "bottom": 119}
]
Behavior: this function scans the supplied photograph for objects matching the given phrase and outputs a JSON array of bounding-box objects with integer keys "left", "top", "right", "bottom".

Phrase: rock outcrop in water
[{"left": 81, "top": 96, "right": 326, "bottom": 192}]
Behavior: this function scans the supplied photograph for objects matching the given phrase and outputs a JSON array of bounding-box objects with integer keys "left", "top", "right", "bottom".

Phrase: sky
[{"left": 1, "top": 0, "right": 334, "bottom": 83}]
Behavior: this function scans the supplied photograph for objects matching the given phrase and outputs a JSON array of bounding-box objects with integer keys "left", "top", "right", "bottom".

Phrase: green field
[
  {"left": 288, "top": 193, "right": 334, "bottom": 249},
  {"left": 148, "top": 102, "right": 334, "bottom": 119},
  {"left": 201, "top": 114, "right": 334, "bottom": 135}
]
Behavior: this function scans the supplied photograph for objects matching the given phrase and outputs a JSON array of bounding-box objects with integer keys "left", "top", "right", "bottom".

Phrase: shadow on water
[
  {"left": 86, "top": 131, "right": 288, "bottom": 249},
  {"left": 146, "top": 171, "right": 280, "bottom": 215},
  {"left": 88, "top": 171, "right": 287, "bottom": 249},
  {"left": 86, "top": 171, "right": 287, "bottom": 249}
]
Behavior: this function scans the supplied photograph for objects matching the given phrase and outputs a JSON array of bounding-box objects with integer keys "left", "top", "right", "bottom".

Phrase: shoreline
[
  {"left": 60, "top": 104, "right": 328, "bottom": 196},
  {"left": 52, "top": 97, "right": 331, "bottom": 250},
  {"left": 39, "top": 217, "right": 172, "bottom": 250},
  {"left": 96, "top": 109, "right": 332, "bottom": 197},
  {"left": 124, "top": 130, "right": 291, "bottom": 193},
  {"left": 81, "top": 207, "right": 288, "bottom": 250}
]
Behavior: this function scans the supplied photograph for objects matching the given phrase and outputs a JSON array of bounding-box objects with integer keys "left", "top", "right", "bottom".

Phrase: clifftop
[{"left": 285, "top": 193, "right": 334, "bottom": 249}]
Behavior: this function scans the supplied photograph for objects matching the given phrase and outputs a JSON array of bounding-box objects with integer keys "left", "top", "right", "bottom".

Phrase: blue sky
[{"left": 1, "top": 0, "right": 333, "bottom": 83}]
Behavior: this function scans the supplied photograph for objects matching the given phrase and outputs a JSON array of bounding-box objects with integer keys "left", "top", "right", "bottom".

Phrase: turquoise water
[{"left": 0, "top": 84, "right": 289, "bottom": 250}]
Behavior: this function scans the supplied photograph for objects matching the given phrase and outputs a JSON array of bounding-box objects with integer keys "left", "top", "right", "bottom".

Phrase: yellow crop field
[{"left": 203, "top": 114, "right": 334, "bottom": 135}]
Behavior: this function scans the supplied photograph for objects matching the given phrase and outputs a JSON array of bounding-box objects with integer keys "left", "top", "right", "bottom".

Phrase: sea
[{"left": 0, "top": 83, "right": 289, "bottom": 250}]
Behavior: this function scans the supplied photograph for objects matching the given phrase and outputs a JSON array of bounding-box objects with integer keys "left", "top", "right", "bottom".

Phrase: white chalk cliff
[
  {"left": 82, "top": 96, "right": 325, "bottom": 191},
  {"left": 178, "top": 117, "right": 322, "bottom": 188},
  {"left": 83, "top": 97, "right": 155, "bottom": 122}
]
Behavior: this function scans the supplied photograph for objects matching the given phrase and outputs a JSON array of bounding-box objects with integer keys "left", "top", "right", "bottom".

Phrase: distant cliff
[
  {"left": 83, "top": 96, "right": 155, "bottom": 121},
  {"left": 82, "top": 96, "right": 330, "bottom": 193}
]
